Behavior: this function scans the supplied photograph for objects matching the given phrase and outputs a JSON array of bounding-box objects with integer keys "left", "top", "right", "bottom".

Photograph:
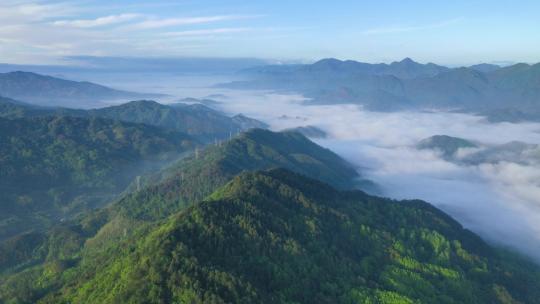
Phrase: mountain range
[
  {"left": 0, "top": 115, "right": 195, "bottom": 241},
  {"left": 1, "top": 121, "right": 539, "bottom": 302},
  {"left": 92, "top": 100, "right": 267, "bottom": 142},
  {"left": 0, "top": 96, "right": 269, "bottom": 241},
  {"left": 223, "top": 58, "right": 540, "bottom": 121},
  {"left": 417, "top": 134, "right": 540, "bottom": 166},
  {"left": 2, "top": 162, "right": 540, "bottom": 303},
  {"left": 284, "top": 125, "right": 328, "bottom": 138},
  {"left": 0, "top": 71, "right": 162, "bottom": 107},
  {"left": 0, "top": 128, "right": 374, "bottom": 301},
  {"left": 2, "top": 65, "right": 540, "bottom": 303},
  {"left": 417, "top": 135, "right": 478, "bottom": 160},
  {"left": 0, "top": 97, "right": 266, "bottom": 143}
]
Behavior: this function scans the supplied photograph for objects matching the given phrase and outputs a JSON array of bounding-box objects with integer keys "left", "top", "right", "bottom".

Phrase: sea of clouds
[
  {"left": 209, "top": 90, "right": 540, "bottom": 261},
  {"left": 98, "top": 71, "right": 540, "bottom": 261}
]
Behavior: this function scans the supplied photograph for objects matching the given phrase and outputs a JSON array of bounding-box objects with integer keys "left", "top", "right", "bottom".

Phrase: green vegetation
[
  {"left": 0, "top": 115, "right": 194, "bottom": 240},
  {"left": 91, "top": 100, "right": 234, "bottom": 141},
  {"left": 0, "top": 128, "right": 363, "bottom": 277},
  {"left": 114, "top": 128, "right": 364, "bottom": 221},
  {"left": 0, "top": 98, "right": 267, "bottom": 143},
  {"left": 0, "top": 71, "right": 154, "bottom": 107},
  {"left": 91, "top": 100, "right": 266, "bottom": 142},
  {"left": 0, "top": 96, "right": 30, "bottom": 118},
  {"left": 417, "top": 135, "right": 478, "bottom": 159},
  {"left": 2, "top": 169, "right": 539, "bottom": 303},
  {"left": 1, "top": 125, "right": 539, "bottom": 304},
  {"left": 283, "top": 125, "right": 328, "bottom": 138}
]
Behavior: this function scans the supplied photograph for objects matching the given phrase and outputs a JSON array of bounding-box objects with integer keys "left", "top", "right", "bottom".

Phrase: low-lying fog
[
  {"left": 106, "top": 74, "right": 540, "bottom": 261},
  {"left": 204, "top": 89, "right": 540, "bottom": 263},
  {"left": 221, "top": 92, "right": 540, "bottom": 261}
]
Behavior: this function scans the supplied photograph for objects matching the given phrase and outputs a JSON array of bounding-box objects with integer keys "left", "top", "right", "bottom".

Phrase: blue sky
[{"left": 1, "top": 0, "right": 539, "bottom": 65}]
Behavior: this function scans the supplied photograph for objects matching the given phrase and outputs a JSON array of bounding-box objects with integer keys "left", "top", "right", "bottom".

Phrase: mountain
[
  {"left": 0, "top": 98, "right": 267, "bottom": 143},
  {"left": 231, "top": 113, "right": 269, "bottom": 130},
  {"left": 489, "top": 63, "right": 540, "bottom": 90},
  {"left": 480, "top": 108, "right": 540, "bottom": 123},
  {"left": 405, "top": 68, "right": 491, "bottom": 110},
  {"left": 0, "top": 96, "right": 31, "bottom": 118},
  {"left": 0, "top": 128, "right": 366, "bottom": 265},
  {"left": 115, "top": 128, "right": 366, "bottom": 221},
  {"left": 460, "top": 141, "right": 539, "bottom": 165},
  {"left": 284, "top": 125, "right": 328, "bottom": 138},
  {"left": 92, "top": 100, "right": 266, "bottom": 142},
  {"left": 417, "top": 135, "right": 478, "bottom": 159},
  {"left": 0, "top": 128, "right": 365, "bottom": 268},
  {"left": 470, "top": 63, "right": 501, "bottom": 73},
  {"left": 0, "top": 95, "right": 90, "bottom": 118},
  {"left": 0, "top": 128, "right": 370, "bottom": 301},
  {"left": 388, "top": 57, "right": 451, "bottom": 79},
  {"left": 0, "top": 115, "right": 195, "bottom": 240},
  {"left": 3, "top": 169, "right": 540, "bottom": 303},
  {"left": 0, "top": 98, "right": 266, "bottom": 239},
  {"left": 177, "top": 97, "right": 222, "bottom": 107},
  {"left": 417, "top": 135, "right": 540, "bottom": 167},
  {"left": 224, "top": 59, "right": 540, "bottom": 120},
  {"left": 245, "top": 58, "right": 449, "bottom": 79},
  {"left": 225, "top": 58, "right": 451, "bottom": 110},
  {"left": 0, "top": 71, "right": 160, "bottom": 107}
]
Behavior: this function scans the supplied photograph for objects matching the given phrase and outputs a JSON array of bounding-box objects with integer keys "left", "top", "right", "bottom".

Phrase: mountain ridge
[
  {"left": 0, "top": 115, "right": 195, "bottom": 240},
  {"left": 5, "top": 168, "right": 539, "bottom": 303},
  {"left": 0, "top": 98, "right": 267, "bottom": 143},
  {"left": 226, "top": 58, "right": 540, "bottom": 120},
  {"left": 0, "top": 71, "right": 163, "bottom": 108}
]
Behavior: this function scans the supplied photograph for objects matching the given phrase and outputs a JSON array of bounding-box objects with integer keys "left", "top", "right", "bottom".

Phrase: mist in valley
[
  {"left": 31, "top": 67, "right": 540, "bottom": 262},
  {"left": 4, "top": 1, "right": 540, "bottom": 301},
  {"left": 130, "top": 74, "right": 540, "bottom": 261}
]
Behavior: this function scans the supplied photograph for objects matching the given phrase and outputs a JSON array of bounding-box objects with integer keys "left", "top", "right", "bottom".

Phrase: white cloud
[
  {"left": 0, "top": 2, "right": 260, "bottom": 64},
  {"left": 51, "top": 13, "right": 249, "bottom": 30},
  {"left": 126, "top": 15, "right": 254, "bottom": 30},
  {"left": 207, "top": 90, "right": 540, "bottom": 261},
  {"left": 161, "top": 28, "right": 251, "bottom": 37},
  {"left": 0, "top": 1, "right": 76, "bottom": 23},
  {"left": 12, "top": 2, "right": 75, "bottom": 18},
  {"left": 53, "top": 14, "right": 142, "bottom": 28}
]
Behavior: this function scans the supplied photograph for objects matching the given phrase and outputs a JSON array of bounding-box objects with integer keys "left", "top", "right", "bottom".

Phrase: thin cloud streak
[
  {"left": 0, "top": 1, "right": 263, "bottom": 64},
  {"left": 161, "top": 28, "right": 252, "bottom": 37},
  {"left": 53, "top": 13, "right": 142, "bottom": 28},
  {"left": 125, "top": 15, "right": 259, "bottom": 30},
  {"left": 0, "top": 1, "right": 77, "bottom": 22}
]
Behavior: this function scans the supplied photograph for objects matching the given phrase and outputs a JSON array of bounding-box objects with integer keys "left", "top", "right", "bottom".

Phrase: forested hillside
[
  {"left": 0, "top": 128, "right": 368, "bottom": 301},
  {"left": 3, "top": 169, "right": 539, "bottom": 303},
  {"left": 1, "top": 129, "right": 539, "bottom": 304},
  {"left": 113, "top": 128, "right": 366, "bottom": 221},
  {"left": 0, "top": 71, "right": 156, "bottom": 107},
  {"left": 0, "top": 98, "right": 266, "bottom": 143},
  {"left": 92, "top": 100, "right": 266, "bottom": 142},
  {"left": 0, "top": 115, "right": 194, "bottom": 240}
]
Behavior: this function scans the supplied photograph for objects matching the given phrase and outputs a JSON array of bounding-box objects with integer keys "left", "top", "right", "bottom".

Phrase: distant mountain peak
[
  {"left": 400, "top": 57, "right": 416, "bottom": 64},
  {"left": 0, "top": 71, "right": 160, "bottom": 108},
  {"left": 5, "top": 70, "right": 54, "bottom": 80},
  {"left": 417, "top": 135, "right": 478, "bottom": 159},
  {"left": 123, "top": 99, "right": 163, "bottom": 107},
  {"left": 469, "top": 63, "right": 501, "bottom": 73},
  {"left": 390, "top": 57, "right": 421, "bottom": 67},
  {"left": 312, "top": 58, "right": 344, "bottom": 69},
  {"left": 315, "top": 58, "right": 342, "bottom": 64}
]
